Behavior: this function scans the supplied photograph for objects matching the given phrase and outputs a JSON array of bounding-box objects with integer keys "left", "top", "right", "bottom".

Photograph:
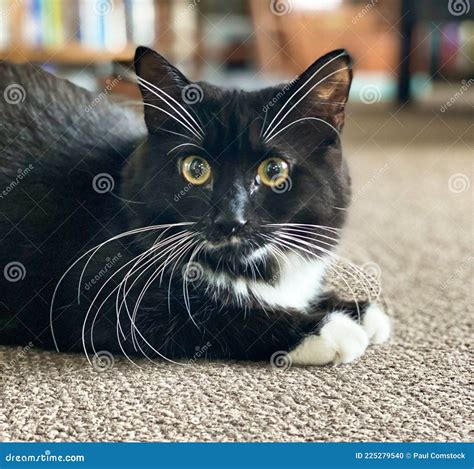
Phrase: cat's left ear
[
  {"left": 134, "top": 46, "right": 191, "bottom": 131},
  {"left": 278, "top": 49, "right": 353, "bottom": 132}
]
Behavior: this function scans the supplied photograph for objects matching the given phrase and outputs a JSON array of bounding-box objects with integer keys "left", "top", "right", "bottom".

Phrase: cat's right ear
[{"left": 134, "top": 46, "right": 191, "bottom": 131}]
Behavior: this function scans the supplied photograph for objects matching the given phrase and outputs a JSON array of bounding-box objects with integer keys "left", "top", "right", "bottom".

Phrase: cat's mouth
[
  {"left": 204, "top": 236, "right": 242, "bottom": 250},
  {"left": 198, "top": 234, "right": 271, "bottom": 276}
]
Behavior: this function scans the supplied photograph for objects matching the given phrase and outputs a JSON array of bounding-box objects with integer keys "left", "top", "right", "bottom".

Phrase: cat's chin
[
  {"left": 204, "top": 236, "right": 242, "bottom": 250},
  {"left": 198, "top": 238, "right": 273, "bottom": 279}
]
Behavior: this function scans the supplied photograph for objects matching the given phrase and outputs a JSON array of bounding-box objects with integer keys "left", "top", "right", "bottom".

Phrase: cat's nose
[{"left": 214, "top": 214, "right": 248, "bottom": 236}]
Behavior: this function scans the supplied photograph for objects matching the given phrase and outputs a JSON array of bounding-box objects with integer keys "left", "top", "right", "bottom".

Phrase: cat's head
[{"left": 123, "top": 46, "right": 353, "bottom": 277}]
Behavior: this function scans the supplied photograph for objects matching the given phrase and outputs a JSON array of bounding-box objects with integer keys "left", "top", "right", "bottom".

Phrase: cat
[{"left": 0, "top": 47, "right": 390, "bottom": 366}]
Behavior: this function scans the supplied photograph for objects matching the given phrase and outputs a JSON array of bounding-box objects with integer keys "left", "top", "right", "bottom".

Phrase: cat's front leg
[{"left": 288, "top": 300, "right": 391, "bottom": 366}]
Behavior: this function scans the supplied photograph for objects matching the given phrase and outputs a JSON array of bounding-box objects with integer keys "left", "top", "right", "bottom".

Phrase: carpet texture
[{"left": 1, "top": 108, "right": 472, "bottom": 442}]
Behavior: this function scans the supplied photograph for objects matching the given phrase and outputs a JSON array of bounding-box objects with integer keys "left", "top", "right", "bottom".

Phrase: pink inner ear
[{"left": 314, "top": 69, "right": 351, "bottom": 104}]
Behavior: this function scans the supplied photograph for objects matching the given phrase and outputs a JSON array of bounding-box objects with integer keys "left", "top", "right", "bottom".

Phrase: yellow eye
[
  {"left": 257, "top": 157, "right": 289, "bottom": 187},
  {"left": 182, "top": 155, "right": 211, "bottom": 185}
]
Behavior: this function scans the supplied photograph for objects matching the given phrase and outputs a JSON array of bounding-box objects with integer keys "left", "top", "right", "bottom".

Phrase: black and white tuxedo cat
[{"left": 0, "top": 47, "right": 390, "bottom": 366}]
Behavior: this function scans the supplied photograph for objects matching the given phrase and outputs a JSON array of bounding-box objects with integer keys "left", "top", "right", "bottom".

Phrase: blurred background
[
  {"left": 1, "top": 0, "right": 472, "bottom": 238},
  {"left": 0, "top": 0, "right": 472, "bottom": 107},
  {"left": 2, "top": 1, "right": 472, "bottom": 442}
]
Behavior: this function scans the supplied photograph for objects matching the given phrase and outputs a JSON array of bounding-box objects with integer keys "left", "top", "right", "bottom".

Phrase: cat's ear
[
  {"left": 299, "top": 49, "right": 353, "bottom": 111},
  {"left": 267, "top": 49, "right": 352, "bottom": 138},
  {"left": 134, "top": 46, "right": 191, "bottom": 131},
  {"left": 298, "top": 49, "right": 352, "bottom": 131}
]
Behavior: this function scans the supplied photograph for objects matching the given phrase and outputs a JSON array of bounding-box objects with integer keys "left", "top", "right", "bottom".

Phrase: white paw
[
  {"left": 362, "top": 303, "right": 391, "bottom": 344},
  {"left": 288, "top": 312, "right": 369, "bottom": 366}
]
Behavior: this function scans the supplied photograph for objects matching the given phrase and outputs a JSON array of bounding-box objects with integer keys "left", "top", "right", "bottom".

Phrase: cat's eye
[
  {"left": 181, "top": 156, "right": 211, "bottom": 185},
  {"left": 257, "top": 157, "right": 289, "bottom": 187}
]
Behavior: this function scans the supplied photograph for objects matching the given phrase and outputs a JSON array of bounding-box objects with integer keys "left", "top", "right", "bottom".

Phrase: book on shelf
[{"left": 0, "top": 0, "right": 156, "bottom": 52}]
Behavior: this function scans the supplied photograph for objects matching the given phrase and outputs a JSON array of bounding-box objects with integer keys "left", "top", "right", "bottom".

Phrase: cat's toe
[
  {"left": 362, "top": 303, "right": 391, "bottom": 344},
  {"left": 288, "top": 313, "right": 369, "bottom": 366}
]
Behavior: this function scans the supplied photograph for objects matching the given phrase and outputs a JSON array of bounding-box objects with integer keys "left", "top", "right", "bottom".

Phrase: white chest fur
[{"left": 202, "top": 253, "right": 327, "bottom": 311}]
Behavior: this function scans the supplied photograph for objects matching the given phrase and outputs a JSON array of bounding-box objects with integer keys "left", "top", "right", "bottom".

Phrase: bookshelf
[{"left": 0, "top": 0, "right": 178, "bottom": 65}]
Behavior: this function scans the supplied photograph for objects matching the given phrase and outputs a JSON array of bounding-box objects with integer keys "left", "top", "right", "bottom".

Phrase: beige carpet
[{"left": 1, "top": 107, "right": 472, "bottom": 442}]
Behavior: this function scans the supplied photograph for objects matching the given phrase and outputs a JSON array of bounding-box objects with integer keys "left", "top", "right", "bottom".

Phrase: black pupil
[
  {"left": 265, "top": 159, "right": 283, "bottom": 180},
  {"left": 189, "top": 158, "right": 207, "bottom": 179}
]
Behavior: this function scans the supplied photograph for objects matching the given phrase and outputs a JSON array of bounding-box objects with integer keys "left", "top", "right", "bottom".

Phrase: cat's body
[{"left": 0, "top": 49, "right": 390, "bottom": 365}]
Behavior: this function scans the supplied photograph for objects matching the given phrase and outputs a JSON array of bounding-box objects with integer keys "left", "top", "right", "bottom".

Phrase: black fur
[{"left": 0, "top": 48, "right": 363, "bottom": 361}]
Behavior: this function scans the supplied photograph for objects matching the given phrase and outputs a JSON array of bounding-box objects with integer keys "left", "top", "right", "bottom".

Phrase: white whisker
[
  {"left": 50, "top": 222, "right": 195, "bottom": 353},
  {"left": 167, "top": 142, "right": 207, "bottom": 155},
  {"left": 262, "top": 51, "right": 347, "bottom": 139},
  {"left": 136, "top": 75, "right": 205, "bottom": 137},
  {"left": 263, "top": 65, "right": 348, "bottom": 142},
  {"left": 264, "top": 116, "right": 341, "bottom": 144},
  {"left": 268, "top": 233, "right": 363, "bottom": 322},
  {"left": 142, "top": 101, "right": 202, "bottom": 140}
]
